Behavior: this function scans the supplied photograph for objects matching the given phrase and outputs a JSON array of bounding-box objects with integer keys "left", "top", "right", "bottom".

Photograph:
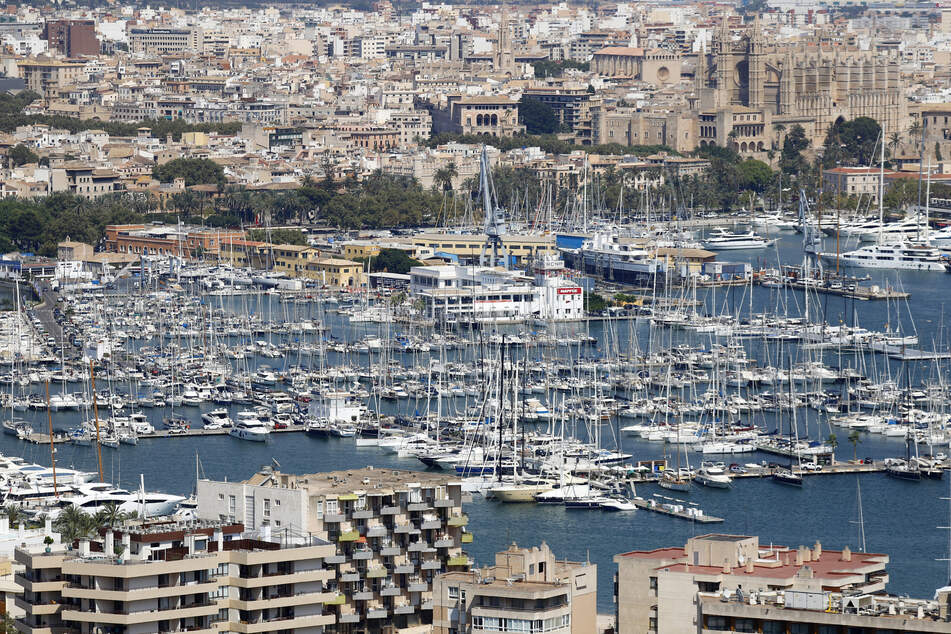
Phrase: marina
[{"left": 6, "top": 207, "right": 951, "bottom": 610}]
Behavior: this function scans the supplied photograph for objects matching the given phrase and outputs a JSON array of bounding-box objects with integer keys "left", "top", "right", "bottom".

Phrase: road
[{"left": 31, "top": 282, "right": 64, "bottom": 346}]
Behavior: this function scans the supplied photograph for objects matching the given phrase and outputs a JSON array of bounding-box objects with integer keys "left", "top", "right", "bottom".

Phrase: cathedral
[{"left": 692, "top": 19, "right": 908, "bottom": 156}]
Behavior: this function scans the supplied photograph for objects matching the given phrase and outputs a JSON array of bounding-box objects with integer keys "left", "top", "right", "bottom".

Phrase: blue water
[{"left": 6, "top": 230, "right": 951, "bottom": 613}]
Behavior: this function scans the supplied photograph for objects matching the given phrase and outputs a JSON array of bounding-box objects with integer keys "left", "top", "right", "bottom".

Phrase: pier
[{"left": 633, "top": 496, "right": 724, "bottom": 523}]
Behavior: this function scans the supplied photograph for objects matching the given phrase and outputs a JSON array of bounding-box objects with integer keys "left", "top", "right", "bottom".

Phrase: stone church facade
[{"left": 691, "top": 20, "right": 908, "bottom": 157}]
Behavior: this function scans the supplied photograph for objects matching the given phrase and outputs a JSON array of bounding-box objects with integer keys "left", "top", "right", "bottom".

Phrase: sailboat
[{"left": 773, "top": 358, "right": 804, "bottom": 487}]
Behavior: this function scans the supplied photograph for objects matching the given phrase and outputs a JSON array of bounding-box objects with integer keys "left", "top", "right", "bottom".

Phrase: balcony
[
  {"left": 352, "top": 550, "right": 373, "bottom": 560},
  {"left": 16, "top": 597, "right": 61, "bottom": 616},
  {"left": 61, "top": 603, "right": 219, "bottom": 625},
  {"left": 461, "top": 533, "right": 474, "bottom": 544},
  {"left": 393, "top": 525, "right": 415, "bottom": 534},
  {"left": 367, "top": 526, "right": 388, "bottom": 538},
  {"left": 381, "top": 547, "right": 402, "bottom": 557},
  {"left": 352, "top": 510, "right": 374, "bottom": 520},
  {"left": 340, "top": 572, "right": 361, "bottom": 583},
  {"left": 338, "top": 613, "right": 360, "bottom": 624},
  {"left": 394, "top": 564, "right": 414, "bottom": 574},
  {"left": 380, "top": 586, "right": 402, "bottom": 597},
  {"left": 421, "top": 560, "right": 443, "bottom": 571},
  {"left": 407, "top": 503, "right": 430, "bottom": 512},
  {"left": 231, "top": 568, "right": 332, "bottom": 588},
  {"left": 394, "top": 604, "right": 416, "bottom": 615},
  {"left": 338, "top": 530, "right": 360, "bottom": 542},
  {"left": 232, "top": 613, "right": 334, "bottom": 633},
  {"left": 380, "top": 506, "right": 400, "bottom": 515},
  {"left": 352, "top": 591, "right": 374, "bottom": 601},
  {"left": 366, "top": 568, "right": 388, "bottom": 579},
  {"left": 448, "top": 555, "right": 472, "bottom": 566},
  {"left": 15, "top": 575, "right": 65, "bottom": 593},
  {"left": 407, "top": 542, "right": 430, "bottom": 553},
  {"left": 433, "top": 498, "right": 455, "bottom": 508},
  {"left": 324, "top": 513, "right": 345, "bottom": 523},
  {"left": 325, "top": 593, "right": 345, "bottom": 606},
  {"left": 421, "top": 520, "right": 442, "bottom": 530},
  {"left": 63, "top": 581, "right": 220, "bottom": 602},
  {"left": 447, "top": 515, "right": 469, "bottom": 527},
  {"left": 324, "top": 554, "right": 346, "bottom": 564},
  {"left": 408, "top": 582, "right": 428, "bottom": 592},
  {"left": 435, "top": 538, "right": 454, "bottom": 548},
  {"left": 367, "top": 608, "right": 388, "bottom": 619}
]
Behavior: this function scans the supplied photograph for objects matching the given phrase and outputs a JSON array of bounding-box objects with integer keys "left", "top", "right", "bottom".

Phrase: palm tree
[
  {"left": 827, "top": 433, "right": 838, "bottom": 455},
  {"left": 848, "top": 430, "right": 861, "bottom": 462},
  {"left": 909, "top": 120, "right": 923, "bottom": 148},
  {"left": 3, "top": 504, "right": 24, "bottom": 527},
  {"left": 888, "top": 131, "right": 901, "bottom": 156},
  {"left": 94, "top": 502, "right": 128, "bottom": 530},
  {"left": 54, "top": 506, "right": 96, "bottom": 543},
  {"left": 772, "top": 123, "right": 786, "bottom": 150}
]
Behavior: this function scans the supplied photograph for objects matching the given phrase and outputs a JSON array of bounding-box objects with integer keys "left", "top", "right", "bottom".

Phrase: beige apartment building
[
  {"left": 614, "top": 534, "right": 892, "bottom": 634},
  {"left": 18, "top": 60, "right": 86, "bottom": 99},
  {"left": 197, "top": 467, "right": 473, "bottom": 631},
  {"left": 822, "top": 167, "right": 893, "bottom": 203},
  {"left": 15, "top": 519, "right": 336, "bottom": 634},
  {"left": 129, "top": 28, "right": 203, "bottom": 56},
  {"left": 432, "top": 542, "right": 597, "bottom": 634}
]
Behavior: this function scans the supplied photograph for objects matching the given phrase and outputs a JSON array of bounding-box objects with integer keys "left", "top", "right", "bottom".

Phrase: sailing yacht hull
[{"left": 491, "top": 485, "right": 554, "bottom": 502}]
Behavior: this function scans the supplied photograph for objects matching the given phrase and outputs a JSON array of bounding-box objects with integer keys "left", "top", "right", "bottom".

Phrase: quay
[{"left": 755, "top": 277, "right": 911, "bottom": 301}]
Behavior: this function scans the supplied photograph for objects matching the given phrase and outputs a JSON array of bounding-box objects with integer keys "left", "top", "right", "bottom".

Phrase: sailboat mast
[
  {"left": 90, "top": 360, "right": 104, "bottom": 482},
  {"left": 45, "top": 380, "right": 57, "bottom": 498}
]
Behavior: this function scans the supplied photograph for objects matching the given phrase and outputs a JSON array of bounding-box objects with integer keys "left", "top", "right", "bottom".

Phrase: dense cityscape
[{"left": 0, "top": 1, "right": 950, "bottom": 634}]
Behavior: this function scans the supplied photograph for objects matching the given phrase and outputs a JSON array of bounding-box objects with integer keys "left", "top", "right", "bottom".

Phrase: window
[
  {"left": 648, "top": 617, "right": 658, "bottom": 632},
  {"left": 762, "top": 622, "right": 785, "bottom": 634},
  {"left": 649, "top": 577, "right": 657, "bottom": 591},
  {"left": 447, "top": 586, "right": 459, "bottom": 599},
  {"left": 735, "top": 619, "right": 757, "bottom": 633},
  {"left": 228, "top": 496, "right": 236, "bottom": 516},
  {"left": 706, "top": 616, "right": 726, "bottom": 630},
  {"left": 263, "top": 499, "right": 270, "bottom": 517}
]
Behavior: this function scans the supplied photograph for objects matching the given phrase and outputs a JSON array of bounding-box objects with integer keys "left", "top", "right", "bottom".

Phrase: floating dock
[{"left": 633, "top": 496, "right": 724, "bottom": 523}]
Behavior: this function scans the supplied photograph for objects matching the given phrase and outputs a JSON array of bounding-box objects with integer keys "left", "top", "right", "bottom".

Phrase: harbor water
[{"left": 5, "top": 229, "right": 951, "bottom": 613}]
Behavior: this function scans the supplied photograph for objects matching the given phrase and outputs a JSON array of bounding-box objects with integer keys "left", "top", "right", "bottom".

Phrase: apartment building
[
  {"left": 129, "top": 28, "right": 203, "bottom": 56},
  {"left": 614, "top": 534, "right": 892, "bottom": 634},
  {"left": 432, "top": 542, "right": 597, "bottom": 634},
  {"left": 14, "top": 519, "right": 336, "bottom": 634},
  {"left": 196, "top": 467, "right": 474, "bottom": 631},
  {"left": 42, "top": 20, "right": 99, "bottom": 57},
  {"left": 822, "top": 167, "right": 894, "bottom": 203},
  {"left": 18, "top": 59, "right": 86, "bottom": 99}
]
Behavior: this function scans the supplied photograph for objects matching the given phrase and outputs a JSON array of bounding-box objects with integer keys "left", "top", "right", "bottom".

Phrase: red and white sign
[{"left": 558, "top": 287, "right": 582, "bottom": 295}]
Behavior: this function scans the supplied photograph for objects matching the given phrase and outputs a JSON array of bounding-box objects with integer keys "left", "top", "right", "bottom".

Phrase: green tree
[
  {"left": 361, "top": 248, "right": 422, "bottom": 274},
  {"left": 584, "top": 292, "right": 607, "bottom": 313},
  {"left": 53, "top": 506, "right": 96, "bottom": 542},
  {"left": 247, "top": 228, "right": 308, "bottom": 245},
  {"left": 780, "top": 124, "right": 809, "bottom": 176},
  {"left": 154, "top": 158, "right": 225, "bottom": 187},
  {"left": 518, "top": 97, "right": 559, "bottom": 134},
  {"left": 848, "top": 430, "right": 861, "bottom": 462},
  {"left": 8, "top": 144, "right": 38, "bottom": 166},
  {"left": 737, "top": 159, "right": 773, "bottom": 193}
]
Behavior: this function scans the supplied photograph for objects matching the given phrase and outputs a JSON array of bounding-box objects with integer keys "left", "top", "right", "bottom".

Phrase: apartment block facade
[
  {"left": 614, "top": 534, "right": 892, "bottom": 634},
  {"left": 15, "top": 519, "right": 336, "bottom": 634},
  {"left": 432, "top": 542, "right": 597, "bottom": 634},
  {"left": 196, "top": 467, "right": 474, "bottom": 632}
]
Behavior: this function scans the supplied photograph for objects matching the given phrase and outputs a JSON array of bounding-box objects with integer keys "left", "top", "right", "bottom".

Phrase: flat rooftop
[{"left": 244, "top": 467, "right": 457, "bottom": 496}]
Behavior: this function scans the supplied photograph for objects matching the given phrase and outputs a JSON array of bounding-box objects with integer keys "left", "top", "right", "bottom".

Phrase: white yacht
[
  {"left": 702, "top": 228, "right": 775, "bottom": 250},
  {"left": 229, "top": 412, "right": 270, "bottom": 442},
  {"left": 201, "top": 408, "right": 233, "bottom": 429},
  {"left": 819, "top": 243, "right": 947, "bottom": 271},
  {"left": 694, "top": 462, "right": 732, "bottom": 488},
  {"left": 837, "top": 213, "right": 929, "bottom": 242}
]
